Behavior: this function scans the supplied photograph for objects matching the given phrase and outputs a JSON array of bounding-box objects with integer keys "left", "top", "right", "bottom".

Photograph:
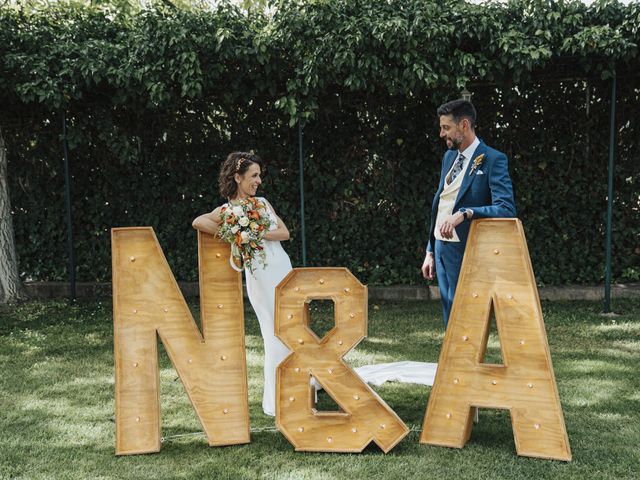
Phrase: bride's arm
[
  {"left": 192, "top": 207, "right": 223, "bottom": 236},
  {"left": 263, "top": 200, "right": 290, "bottom": 241}
]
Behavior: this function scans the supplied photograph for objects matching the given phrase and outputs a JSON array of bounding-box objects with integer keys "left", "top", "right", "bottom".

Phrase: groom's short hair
[{"left": 437, "top": 99, "right": 477, "bottom": 130}]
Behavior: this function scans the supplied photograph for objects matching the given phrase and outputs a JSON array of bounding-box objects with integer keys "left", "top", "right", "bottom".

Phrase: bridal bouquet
[{"left": 218, "top": 197, "right": 271, "bottom": 273}]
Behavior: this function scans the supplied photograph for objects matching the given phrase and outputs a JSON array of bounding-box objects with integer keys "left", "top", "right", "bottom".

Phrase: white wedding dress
[
  {"left": 355, "top": 361, "right": 437, "bottom": 387},
  {"left": 244, "top": 197, "right": 292, "bottom": 416},
  {"left": 239, "top": 198, "right": 436, "bottom": 415}
]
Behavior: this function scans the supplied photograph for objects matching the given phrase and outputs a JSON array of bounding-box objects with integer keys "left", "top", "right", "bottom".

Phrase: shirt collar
[{"left": 459, "top": 136, "right": 480, "bottom": 161}]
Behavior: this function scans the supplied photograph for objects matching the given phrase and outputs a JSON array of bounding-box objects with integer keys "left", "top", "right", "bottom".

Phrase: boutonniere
[{"left": 469, "top": 154, "right": 485, "bottom": 176}]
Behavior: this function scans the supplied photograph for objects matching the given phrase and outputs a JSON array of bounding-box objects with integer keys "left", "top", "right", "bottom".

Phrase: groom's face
[{"left": 439, "top": 114, "right": 465, "bottom": 150}]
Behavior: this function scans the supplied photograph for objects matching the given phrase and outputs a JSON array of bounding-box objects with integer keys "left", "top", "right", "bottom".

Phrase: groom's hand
[
  {"left": 422, "top": 252, "right": 435, "bottom": 280},
  {"left": 439, "top": 212, "right": 464, "bottom": 239}
]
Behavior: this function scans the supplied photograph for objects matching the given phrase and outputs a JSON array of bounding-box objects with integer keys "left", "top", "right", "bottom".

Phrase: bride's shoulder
[
  {"left": 255, "top": 196, "right": 271, "bottom": 208},
  {"left": 255, "top": 197, "right": 278, "bottom": 216}
]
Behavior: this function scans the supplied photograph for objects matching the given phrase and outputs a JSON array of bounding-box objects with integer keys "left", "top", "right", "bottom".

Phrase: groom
[{"left": 421, "top": 99, "right": 516, "bottom": 328}]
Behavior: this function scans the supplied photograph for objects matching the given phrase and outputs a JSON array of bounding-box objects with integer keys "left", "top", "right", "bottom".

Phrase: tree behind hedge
[{"left": 1, "top": 0, "right": 638, "bottom": 286}]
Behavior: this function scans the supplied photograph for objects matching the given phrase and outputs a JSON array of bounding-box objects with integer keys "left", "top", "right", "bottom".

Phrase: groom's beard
[{"left": 446, "top": 135, "right": 463, "bottom": 150}]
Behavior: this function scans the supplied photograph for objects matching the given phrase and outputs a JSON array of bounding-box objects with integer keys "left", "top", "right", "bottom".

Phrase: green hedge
[{"left": 1, "top": 0, "right": 639, "bottom": 285}]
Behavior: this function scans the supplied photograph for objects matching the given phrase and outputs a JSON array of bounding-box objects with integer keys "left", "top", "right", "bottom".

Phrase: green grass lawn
[{"left": 1, "top": 298, "right": 639, "bottom": 480}]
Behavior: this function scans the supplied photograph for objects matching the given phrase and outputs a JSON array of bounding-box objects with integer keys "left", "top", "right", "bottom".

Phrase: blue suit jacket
[{"left": 426, "top": 141, "right": 516, "bottom": 253}]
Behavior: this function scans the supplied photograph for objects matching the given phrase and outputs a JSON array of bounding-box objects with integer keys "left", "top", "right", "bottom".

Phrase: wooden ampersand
[
  {"left": 421, "top": 219, "right": 571, "bottom": 461},
  {"left": 112, "top": 228, "right": 249, "bottom": 455},
  {"left": 275, "top": 268, "right": 409, "bottom": 453}
]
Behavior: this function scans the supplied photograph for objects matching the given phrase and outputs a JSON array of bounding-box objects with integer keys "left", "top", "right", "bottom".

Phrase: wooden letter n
[
  {"left": 420, "top": 219, "right": 571, "bottom": 461},
  {"left": 112, "top": 228, "right": 249, "bottom": 455}
]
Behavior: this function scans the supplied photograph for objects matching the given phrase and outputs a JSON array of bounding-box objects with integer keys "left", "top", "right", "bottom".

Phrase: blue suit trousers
[{"left": 434, "top": 239, "right": 465, "bottom": 329}]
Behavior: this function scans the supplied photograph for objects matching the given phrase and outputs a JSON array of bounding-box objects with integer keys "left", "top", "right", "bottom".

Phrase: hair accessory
[{"left": 235, "top": 158, "right": 244, "bottom": 173}]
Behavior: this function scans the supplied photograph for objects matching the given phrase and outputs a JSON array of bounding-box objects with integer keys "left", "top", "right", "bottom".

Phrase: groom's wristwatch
[{"left": 459, "top": 208, "right": 473, "bottom": 221}]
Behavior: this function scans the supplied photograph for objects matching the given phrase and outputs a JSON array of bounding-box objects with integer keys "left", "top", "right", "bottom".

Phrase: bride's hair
[{"left": 218, "top": 151, "right": 264, "bottom": 199}]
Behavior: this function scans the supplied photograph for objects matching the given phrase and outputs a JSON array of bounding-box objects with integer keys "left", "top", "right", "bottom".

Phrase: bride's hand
[
  {"left": 262, "top": 200, "right": 290, "bottom": 241},
  {"left": 264, "top": 223, "right": 289, "bottom": 241}
]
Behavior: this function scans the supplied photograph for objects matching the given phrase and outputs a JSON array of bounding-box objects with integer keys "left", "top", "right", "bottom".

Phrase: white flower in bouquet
[
  {"left": 232, "top": 206, "right": 244, "bottom": 217},
  {"left": 217, "top": 197, "right": 272, "bottom": 273}
]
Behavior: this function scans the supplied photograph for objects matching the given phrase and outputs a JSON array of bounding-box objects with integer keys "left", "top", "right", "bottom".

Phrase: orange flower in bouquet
[{"left": 218, "top": 197, "right": 272, "bottom": 273}]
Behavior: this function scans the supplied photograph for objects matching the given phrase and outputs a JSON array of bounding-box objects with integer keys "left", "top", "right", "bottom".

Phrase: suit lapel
[
  {"left": 455, "top": 142, "right": 486, "bottom": 206},
  {"left": 437, "top": 150, "right": 456, "bottom": 192}
]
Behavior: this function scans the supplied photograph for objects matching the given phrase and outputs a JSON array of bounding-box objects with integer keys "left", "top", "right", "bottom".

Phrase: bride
[{"left": 192, "top": 152, "right": 292, "bottom": 416}]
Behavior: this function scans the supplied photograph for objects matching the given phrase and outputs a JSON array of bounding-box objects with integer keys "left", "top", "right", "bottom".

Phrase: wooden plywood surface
[
  {"left": 420, "top": 219, "right": 571, "bottom": 461},
  {"left": 275, "top": 268, "right": 409, "bottom": 453},
  {"left": 113, "top": 228, "right": 249, "bottom": 455}
]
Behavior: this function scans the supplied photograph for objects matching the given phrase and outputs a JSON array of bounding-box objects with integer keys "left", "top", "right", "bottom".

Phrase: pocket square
[{"left": 476, "top": 170, "right": 484, "bottom": 175}]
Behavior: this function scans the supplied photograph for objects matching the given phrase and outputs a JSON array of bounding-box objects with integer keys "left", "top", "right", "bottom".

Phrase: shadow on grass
[{"left": 1, "top": 299, "right": 640, "bottom": 479}]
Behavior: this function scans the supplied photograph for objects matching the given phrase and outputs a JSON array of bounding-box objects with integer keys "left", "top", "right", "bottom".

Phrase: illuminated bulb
[
  {"left": 297, "top": 338, "right": 304, "bottom": 345},
  {"left": 287, "top": 314, "right": 294, "bottom": 319},
  {"left": 163, "top": 307, "right": 168, "bottom": 312},
  {"left": 337, "top": 340, "right": 343, "bottom": 346},
  {"left": 294, "top": 286, "right": 300, "bottom": 292},
  {"left": 217, "top": 304, "right": 223, "bottom": 309},
  {"left": 453, "top": 378, "right": 459, "bottom": 384},
  {"left": 527, "top": 383, "right": 533, "bottom": 389},
  {"left": 133, "top": 309, "right": 138, "bottom": 314},
  {"left": 135, "top": 417, "right": 140, "bottom": 422},
  {"left": 380, "top": 424, "right": 386, "bottom": 430},
  {"left": 133, "top": 362, "right": 139, "bottom": 368},
  {"left": 349, "top": 313, "right": 355, "bottom": 318},
  {"left": 220, "top": 355, "right": 227, "bottom": 361},
  {"left": 289, "top": 396, "right": 295, "bottom": 402},
  {"left": 519, "top": 339, "right": 525, "bottom": 345},
  {"left": 446, "top": 413, "right": 452, "bottom": 419},
  {"left": 327, "top": 437, "right": 333, "bottom": 443},
  {"left": 294, "top": 367, "right": 300, "bottom": 373},
  {"left": 353, "top": 394, "right": 360, "bottom": 400},
  {"left": 494, "top": 249, "right": 500, "bottom": 254},
  {"left": 344, "top": 288, "right": 350, "bottom": 293},
  {"left": 129, "top": 256, "right": 135, "bottom": 262},
  {"left": 534, "top": 423, "right": 540, "bottom": 430},
  {"left": 223, "top": 409, "right": 229, "bottom": 414},
  {"left": 319, "top": 279, "right": 325, "bottom": 284},
  {"left": 492, "top": 380, "right": 497, "bottom": 385},
  {"left": 327, "top": 368, "right": 333, "bottom": 374},
  {"left": 216, "top": 253, "right": 221, "bottom": 258},
  {"left": 462, "top": 335, "right": 469, "bottom": 341},
  {"left": 352, "top": 427, "right": 358, "bottom": 433},
  {"left": 472, "top": 292, "right": 478, "bottom": 298},
  {"left": 507, "top": 294, "right": 513, "bottom": 299},
  {"left": 188, "top": 358, "right": 193, "bottom": 364},
  {"left": 298, "top": 427, "right": 304, "bottom": 433}
]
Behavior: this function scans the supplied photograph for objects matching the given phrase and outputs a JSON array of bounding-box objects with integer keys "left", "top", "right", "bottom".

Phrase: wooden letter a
[
  {"left": 112, "top": 228, "right": 249, "bottom": 455},
  {"left": 420, "top": 219, "right": 571, "bottom": 461}
]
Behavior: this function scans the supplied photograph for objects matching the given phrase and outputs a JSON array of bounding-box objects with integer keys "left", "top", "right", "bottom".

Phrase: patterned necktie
[{"left": 447, "top": 153, "right": 465, "bottom": 184}]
